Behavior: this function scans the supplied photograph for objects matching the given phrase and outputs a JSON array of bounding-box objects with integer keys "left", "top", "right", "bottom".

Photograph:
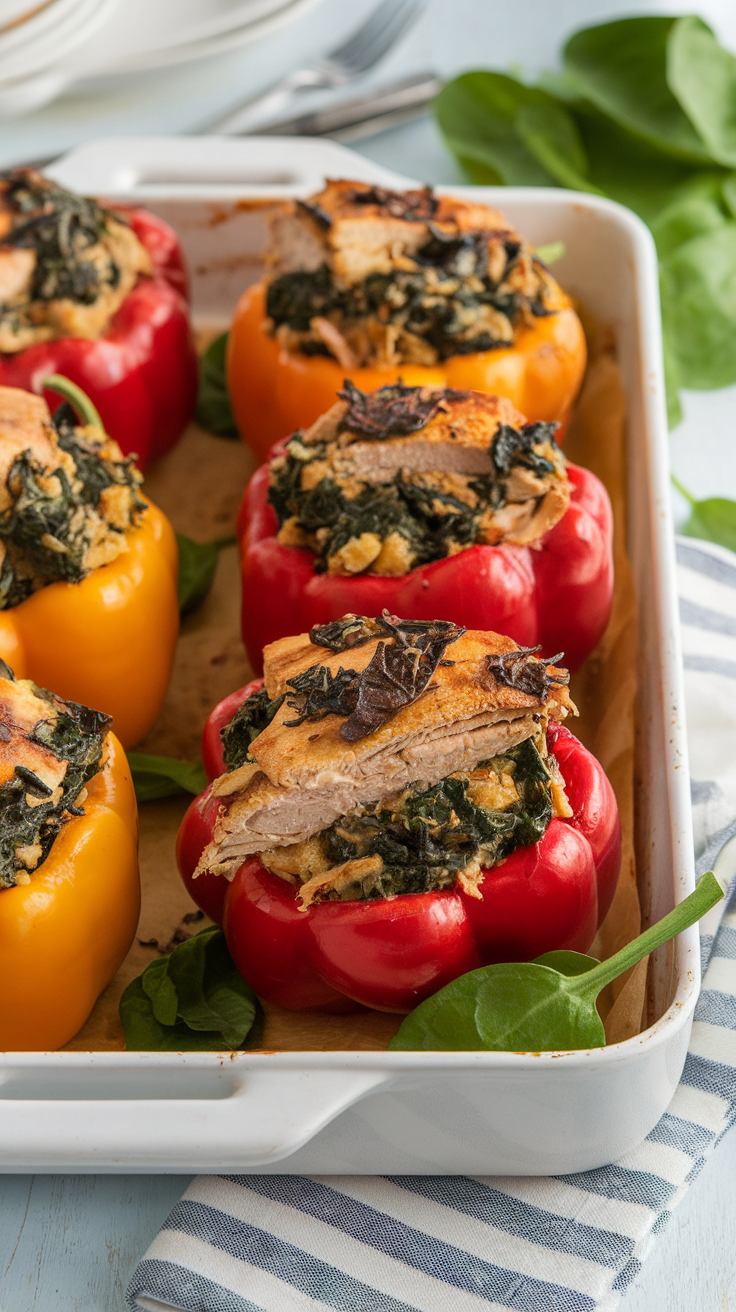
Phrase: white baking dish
[{"left": 0, "top": 137, "right": 693, "bottom": 1174}]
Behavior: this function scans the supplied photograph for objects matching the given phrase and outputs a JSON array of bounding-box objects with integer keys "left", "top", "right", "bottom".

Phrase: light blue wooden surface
[{"left": 2, "top": 2, "right": 736, "bottom": 1308}]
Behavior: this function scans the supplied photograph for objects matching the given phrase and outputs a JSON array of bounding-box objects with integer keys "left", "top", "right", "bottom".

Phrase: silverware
[
  {"left": 255, "top": 70, "right": 441, "bottom": 142},
  {"left": 201, "top": 0, "right": 426, "bottom": 136}
]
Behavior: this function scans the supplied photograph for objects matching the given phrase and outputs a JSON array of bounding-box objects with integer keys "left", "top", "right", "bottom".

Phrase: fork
[{"left": 201, "top": 0, "right": 426, "bottom": 136}]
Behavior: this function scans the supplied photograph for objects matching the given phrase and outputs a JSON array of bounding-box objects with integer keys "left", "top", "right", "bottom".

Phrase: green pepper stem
[
  {"left": 41, "top": 375, "right": 105, "bottom": 432},
  {"left": 671, "top": 473, "right": 696, "bottom": 506},
  {"left": 571, "top": 871, "right": 724, "bottom": 1000}
]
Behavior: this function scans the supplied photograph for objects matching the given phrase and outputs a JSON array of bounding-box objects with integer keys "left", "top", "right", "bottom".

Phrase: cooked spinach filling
[
  {"left": 315, "top": 736, "right": 554, "bottom": 901},
  {"left": 0, "top": 670, "right": 111, "bottom": 889},
  {"left": 0, "top": 402, "right": 145, "bottom": 609},
  {"left": 266, "top": 232, "right": 552, "bottom": 362},
  {"left": 221, "top": 687, "right": 284, "bottom": 770},
  {"left": 269, "top": 420, "right": 559, "bottom": 574},
  {"left": 1, "top": 169, "right": 116, "bottom": 306}
]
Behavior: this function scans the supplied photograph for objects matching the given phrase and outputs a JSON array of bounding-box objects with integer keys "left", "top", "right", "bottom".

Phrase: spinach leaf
[
  {"left": 563, "top": 17, "right": 711, "bottom": 163},
  {"left": 650, "top": 194, "right": 727, "bottom": 260},
  {"left": 659, "top": 221, "right": 736, "bottom": 389},
  {"left": 120, "top": 925, "right": 258, "bottom": 1051},
  {"left": 514, "top": 99, "right": 601, "bottom": 194},
  {"left": 390, "top": 872, "right": 722, "bottom": 1052},
  {"left": 127, "top": 752, "right": 207, "bottom": 802},
  {"left": 673, "top": 476, "right": 736, "bottom": 554},
  {"left": 668, "top": 16, "right": 736, "bottom": 169},
  {"left": 195, "top": 332, "right": 238, "bottom": 436},
  {"left": 434, "top": 72, "right": 559, "bottom": 186},
  {"left": 177, "top": 532, "right": 236, "bottom": 615},
  {"left": 534, "top": 241, "right": 565, "bottom": 266}
]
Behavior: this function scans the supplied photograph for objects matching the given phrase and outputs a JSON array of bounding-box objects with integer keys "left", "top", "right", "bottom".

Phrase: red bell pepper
[
  {"left": 0, "top": 208, "right": 197, "bottom": 469},
  {"left": 178, "top": 680, "right": 621, "bottom": 1013},
  {"left": 237, "top": 450, "right": 613, "bottom": 676}
]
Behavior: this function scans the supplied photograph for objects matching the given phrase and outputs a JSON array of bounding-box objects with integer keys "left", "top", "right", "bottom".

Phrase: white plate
[
  {"left": 0, "top": 0, "right": 117, "bottom": 84},
  {"left": 68, "top": 0, "right": 320, "bottom": 76}
]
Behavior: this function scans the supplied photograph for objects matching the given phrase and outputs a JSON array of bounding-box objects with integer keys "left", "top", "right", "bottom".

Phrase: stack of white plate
[
  {"left": 0, "top": 0, "right": 119, "bottom": 116},
  {"left": 0, "top": 0, "right": 319, "bottom": 117}
]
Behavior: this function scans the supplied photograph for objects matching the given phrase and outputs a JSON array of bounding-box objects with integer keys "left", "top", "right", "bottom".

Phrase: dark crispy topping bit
[
  {"left": 338, "top": 380, "right": 449, "bottom": 439},
  {"left": 490, "top": 421, "right": 558, "bottom": 478},
  {"left": 313, "top": 736, "right": 554, "bottom": 902},
  {"left": 340, "top": 614, "right": 464, "bottom": 742},
  {"left": 1, "top": 169, "right": 118, "bottom": 306},
  {"left": 484, "top": 645, "right": 569, "bottom": 699},
  {"left": 284, "top": 665, "right": 359, "bottom": 727},
  {"left": 220, "top": 687, "right": 284, "bottom": 771},
  {"left": 296, "top": 199, "right": 332, "bottom": 230},
  {"left": 347, "top": 184, "right": 438, "bottom": 222},
  {"left": 0, "top": 678, "right": 111, "bottom": 889},
  {"left": 309, "top": 614, "right": 387, "bottom": 652}
]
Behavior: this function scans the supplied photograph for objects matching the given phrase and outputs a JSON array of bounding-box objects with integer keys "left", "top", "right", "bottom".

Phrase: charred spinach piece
[{"left": 221, "top": 688, "right": 285, "bottom": 770}]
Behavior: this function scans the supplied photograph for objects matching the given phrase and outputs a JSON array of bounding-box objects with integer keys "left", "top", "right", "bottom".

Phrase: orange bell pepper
[
  {"left": 0, "top": 496, "right": 179, "bottom": 749},
  {"left": 0, "top": 731, "right": 139, "bottom": 1051},
  {"left": 227, "top": 281, "right": 587, "bottom": 462}
]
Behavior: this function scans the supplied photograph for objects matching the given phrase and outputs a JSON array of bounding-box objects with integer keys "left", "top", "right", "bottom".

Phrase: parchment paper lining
[{"left": 64, "top": 324, "right": 640, "bottom": 1052}]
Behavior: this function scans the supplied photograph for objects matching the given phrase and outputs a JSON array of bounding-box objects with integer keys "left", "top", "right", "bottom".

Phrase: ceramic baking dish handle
[{"left": 0, "top": 1067, "right": 390, "bottom": 1171}]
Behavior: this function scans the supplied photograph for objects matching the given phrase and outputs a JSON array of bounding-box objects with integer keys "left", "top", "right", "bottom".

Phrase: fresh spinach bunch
[{"left": 435, "top": 15, "right": 736, "bottom": 426}]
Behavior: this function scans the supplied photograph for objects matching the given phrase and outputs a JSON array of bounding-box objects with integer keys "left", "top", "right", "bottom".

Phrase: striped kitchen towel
[{"left": 128, "top": 536, "right": 736, "bottom": 1312}]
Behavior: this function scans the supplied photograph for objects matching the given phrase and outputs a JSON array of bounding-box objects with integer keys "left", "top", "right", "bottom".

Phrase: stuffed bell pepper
[
  {"left": 238, "top": 382, "right": 613, "bottom": 673},
  {"left": 0, "top": 663, "right": 139, "bottom": 1050},
  {"left": 178, "top": 614, "right": 621, "bottom": 1013},
  {"left": 0, "top": 168, "right": 197, "bottom": 467},
  {"left": 0, "top": 382, "right": 179, "bottom": 747},
  {"left": 227, "top": 178, "right": 587, "bottom": 459}
]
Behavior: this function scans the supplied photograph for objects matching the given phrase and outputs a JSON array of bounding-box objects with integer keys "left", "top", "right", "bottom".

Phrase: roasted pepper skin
[
  {"left": 227, "top": 281, "right": 587, "bottom": 462},
  {"left": 0, "top": 209, "right": 198, "bottom": 469},
  {"left": 0, "top": 732, "right": 140, "bottom": 1050},
  {"left": 178, "top": 702, "right": 621, "bottom": 1013},
  {"left": 237, "top": 455, "right": 613, "bottom": 675},
  {"left": 0, "top": 497, "right": 179, "bottom": 748}
]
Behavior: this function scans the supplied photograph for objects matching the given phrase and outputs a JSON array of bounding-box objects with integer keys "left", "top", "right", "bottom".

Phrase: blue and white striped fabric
[{"left": 128, "top": 536, "right": 736, "bottom": 1312}]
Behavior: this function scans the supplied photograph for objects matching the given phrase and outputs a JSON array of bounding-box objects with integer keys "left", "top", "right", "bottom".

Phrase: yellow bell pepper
[
  {"left": 0, "top": 731, "right": 139, "bottom": 1052},
  {"left": 0, "top": 496, "right": 179, "bottom": 748},
  {"left": 0, "top": 377, "right": 179, "bottom": 748}
]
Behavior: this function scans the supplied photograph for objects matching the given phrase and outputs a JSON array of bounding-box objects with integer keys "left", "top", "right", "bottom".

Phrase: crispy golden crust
[
  {"left": 269, "top": 180, "right": 520, "bottom": 287},
  {"left": 0, "top": 676, "right": 67, "bottom": 792}
]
